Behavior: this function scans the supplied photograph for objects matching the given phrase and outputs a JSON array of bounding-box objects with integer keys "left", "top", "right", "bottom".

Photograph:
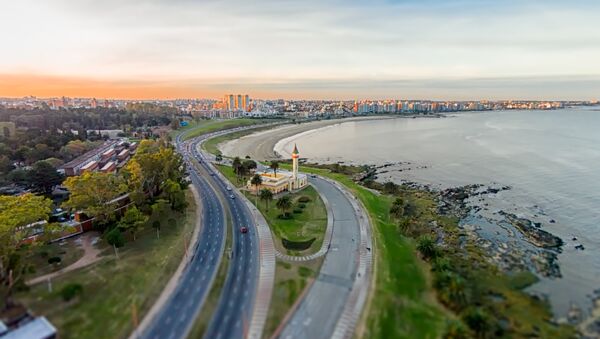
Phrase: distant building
[
  {"left": 223, "top": 94, "right": 250, "bottom": 111},
  {"left": 247, "top": 144, "right": 307, "bottom": 194}
]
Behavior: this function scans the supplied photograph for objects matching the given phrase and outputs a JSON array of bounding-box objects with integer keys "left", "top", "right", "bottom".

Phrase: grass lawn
[
  {"left": 249, "top": 185, "right": 327, "bottom": 256},
  {"left": 278, "top": 163, "right": 447, "bottom": 338},
  {"left": 24, "top": 240, "right": 85, "bottom": 278},
  {"left": 179, "top": 118, "right": 278, "bottom": 141},
  {"left": 17, "top": 191, "right": 197, "bottom": 339},
  {"left": 262, "top": 259, "right": 322, "bottom": 339}
]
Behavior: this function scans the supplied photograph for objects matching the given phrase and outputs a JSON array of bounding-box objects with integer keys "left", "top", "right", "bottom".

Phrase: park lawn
[
  {"left": 263, "top": 259, "right": 322, "bottom": 339},
  {"left": 180, "top": 118, "right": 276, "bottom": 141},
  {"left": 214, "top": 164, "right": 245, "bottom": 188},
  {"left": 24, "top": 240, "right": 85, "bottom": 278},
  {"left": 18, "top": 191, "right": 197, "bottom": 339},
  {"left": 279, "top": 163, "right": 447, "bottom": 338},
  {"left": 249, "top": 185, "right": 327, "bottom": 256}
]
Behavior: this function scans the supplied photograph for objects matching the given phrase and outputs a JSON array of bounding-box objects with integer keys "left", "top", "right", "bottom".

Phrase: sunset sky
[{"left": 1, "top": 0, "right": 599, "bottom": 100}]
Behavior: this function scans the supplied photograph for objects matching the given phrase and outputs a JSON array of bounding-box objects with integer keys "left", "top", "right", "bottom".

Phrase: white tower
[{"left": 291, "top": 144, "right": 299, "bottom": 180}]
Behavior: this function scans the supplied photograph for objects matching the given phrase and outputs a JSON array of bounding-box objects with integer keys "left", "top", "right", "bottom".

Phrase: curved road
[{"left": 279, "top": 176, "right": 372, "bottom": 339}]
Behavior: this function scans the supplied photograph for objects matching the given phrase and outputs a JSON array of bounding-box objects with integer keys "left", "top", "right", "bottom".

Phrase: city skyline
[{"left": 1, "top": 0, "right": 600, "bottom": 100}]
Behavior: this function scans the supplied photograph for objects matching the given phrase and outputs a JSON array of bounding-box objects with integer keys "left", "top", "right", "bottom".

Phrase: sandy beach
[{"left": 219, "top": 116, "right": 397, "bottom": 161}]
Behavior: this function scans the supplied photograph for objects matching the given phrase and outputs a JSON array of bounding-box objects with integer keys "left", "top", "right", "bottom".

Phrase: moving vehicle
[
  {"left": 230, "top": 194, "right": 235, "bottom": 199},
  {"left": 240, "top": 226, "right": 248, "bottom": 234},
  {"left": 226, "top": 186, "right": 232, "bottom": 191}
]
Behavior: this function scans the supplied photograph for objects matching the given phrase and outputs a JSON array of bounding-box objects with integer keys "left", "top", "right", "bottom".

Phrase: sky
[{"left": 1, "top": 0, "right": 599, "bottom": 100}]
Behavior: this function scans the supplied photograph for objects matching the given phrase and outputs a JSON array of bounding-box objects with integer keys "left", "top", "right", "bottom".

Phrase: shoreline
[
  {"left": 218, "top": 115, "right": 428, "bottom": 161},
  {"left": 217, "top": 114, "right": 599, "bottom": 335}
]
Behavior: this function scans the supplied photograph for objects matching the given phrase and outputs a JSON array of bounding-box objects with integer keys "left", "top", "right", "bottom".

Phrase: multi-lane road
[{"left": 138, "top": 132, "right": 263, "bottom": 339}]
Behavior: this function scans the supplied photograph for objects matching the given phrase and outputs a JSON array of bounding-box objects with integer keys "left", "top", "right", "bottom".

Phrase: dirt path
[{"left": 27, "top": 232, "right": 103, "bottom": 285}]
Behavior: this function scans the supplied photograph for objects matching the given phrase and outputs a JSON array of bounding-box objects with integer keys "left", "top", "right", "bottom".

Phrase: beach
[{"left": 219, "top": 116, "right": 398, "bottom": 161}]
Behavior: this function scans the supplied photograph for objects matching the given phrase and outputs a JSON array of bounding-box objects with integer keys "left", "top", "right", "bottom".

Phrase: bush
[
  {"left": 60, "top": 283, "right": 83, "bottom": 301},
  {"left": 47, "top": 256, "right": 61, "bottom": 265},
  {"left": 297, "top": 196, "right": 311, "bottom": 203},
  {"left": 298, "top": 266, "right": 313, "bottom": 278},
  {"left": 298, "top": 203, "right": 307, "bottom": 209},
  {"left": 39, "top": 251, "right": 49, "bottom": 258},
  {"left": 293, "top": 208, "right": 303, "bottom": 214},
  {"left": 278, "top": 213, "right": 293, "bottom": 220},
  {"left": 281, "top": 237, "right": 316, "bottom": 251}
]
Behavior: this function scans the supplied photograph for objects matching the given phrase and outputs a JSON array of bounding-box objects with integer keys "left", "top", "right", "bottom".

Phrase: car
[
  {"left": 226, "top": 186, "right": 232, "bottom": 191},
  {"left": 230, "top": 194, "right": 235, "bottom": 199},
  {"left": 240, "top": 226, "right": 248, "bottom": 233}
]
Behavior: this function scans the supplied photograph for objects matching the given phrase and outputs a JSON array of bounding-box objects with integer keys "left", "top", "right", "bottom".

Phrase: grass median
[{"left": 18, "top": 191, "right": 197, "bottom": 339}]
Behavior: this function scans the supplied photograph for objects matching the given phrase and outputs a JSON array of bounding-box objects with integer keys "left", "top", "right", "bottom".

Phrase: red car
[{"left": 240, "top": 226, "right": 248, "bottom": 234}]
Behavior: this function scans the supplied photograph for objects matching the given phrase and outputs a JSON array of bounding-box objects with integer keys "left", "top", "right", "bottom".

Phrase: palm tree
[
  {"left": 276, "top": 195, "right": 292, "bottom": 216},
  {"left": 270, "top": 160, "right": 279, "bottom": 177},
  {"left": 259, "top": 189, "right": 273, "bottom": 211},
  {"left": 232, "top": 157, "right": 242, "bottom": 175},
  {"left": 215, "top": 152, "right": 223, "bottom": 163},
  {"left": 250, "top": 174, "right": 262, "bottom": 203}
]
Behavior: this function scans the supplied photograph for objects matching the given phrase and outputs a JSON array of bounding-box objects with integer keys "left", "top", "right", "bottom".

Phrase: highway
[
  {"left": 191, "top": 135, "right": 261, "bottom": 339},
  {"left": 139, "top": 136, "right": 227, "bottom": 339},
  {"left": 279, "top": 176, "right": 363, "bottom": 339}
]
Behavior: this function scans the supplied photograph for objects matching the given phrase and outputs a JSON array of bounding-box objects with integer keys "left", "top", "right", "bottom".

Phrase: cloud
[{"left": 0, "top": 0, "right": 599, "bottom": 99}]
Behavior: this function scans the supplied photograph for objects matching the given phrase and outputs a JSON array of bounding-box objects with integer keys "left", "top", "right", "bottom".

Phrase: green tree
[
  {"left": 0, "top": 194, "right": 52, "bottom": 304},
  {"left": 106, "top": 228, "right": 125, "bottom": 259},
  {"left": 151, "top": 199, "right": 170, "bottom": 239},
  {"left": 30, "top": 160, "right": 64, "bottom": 194},
  {"left": 259, "top": 189, "right": 273, "bottom": 211},
  {"left": 276, "top": 195, "right": 292, "bottom": 216},
  {"left": 270, "top": 160, "right": 279, "bottom": 177},
  {"left": 215, "top": 152, "right": 223, "bottom": 163},
  {"left": 118, "top": 206, "right": 148, "bottom": 241},
  {"left": 62, "top": 172, "right": 126, "bottom": 226},
  {"left": 250, "top": 174, "right": 263, "bottom": 199},
  {"left": 161, "top": 179, "right": 187, "bottom": 212},
  {"left": 232, "top": 157, "right": 242, "bottom": 176}
]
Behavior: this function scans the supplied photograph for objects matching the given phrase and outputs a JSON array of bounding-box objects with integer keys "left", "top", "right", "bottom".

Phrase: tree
[
  {"left": 151, "top": 199, "right": 170, "bottom": 239},
  {"left": 270, "top": 161, "right": 279, "bottom": 177},
  {"left": 0, "top": 194, "right": 52, "bottom": 304},
  {"left": 416, "top": 235, "right": 438, "bottom": 260},
  {"left": 259, "top": 189, "right": 273, "bottom": 211},
  {"left": 215, "top": 151, "right": 223, "bottom": 163},
  {"left": 161, "top": 179, "right": 187, "bottom": 212},
  {"left": 276, "top": 195, "right": 292, "bottom": 216},
  {"left": 0, "top": 155, "right": 13, "bottom": 174},
  {"left": 232, "top": 157, "right": 242, "bottom": 176},
  {"left": 118, "top": 206, "right": 148, "bottom": 241},
  {"left": 106, "top": 227, "right": 125, "bottom": 259},
  {"left": 30, "top": 161, "right": 64, "bottom": 194},
  {"left": 250, "top": 174, "right": 263, "bottom": 199},
  {"left": 62, "top": 172, "right": 126, "bottom": 226}
]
